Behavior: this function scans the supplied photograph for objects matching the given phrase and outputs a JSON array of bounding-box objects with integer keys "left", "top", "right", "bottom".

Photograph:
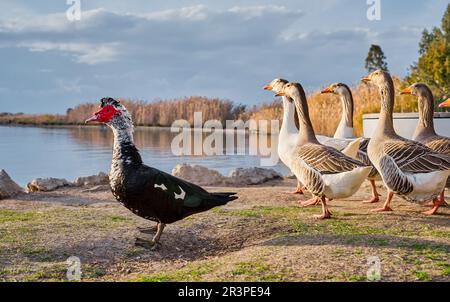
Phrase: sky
[{"left": 0, "top": 0, "right": 448, "bottom": 114}]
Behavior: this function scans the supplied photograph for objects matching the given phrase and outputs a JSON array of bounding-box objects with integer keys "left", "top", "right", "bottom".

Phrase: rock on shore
[
  {"left": 172, "top": 164, "right": 282, "bottom": 186},
  {"left": 27, "top": 178, "right": 71, "bottom": 193},
  {"left": 0, "top": 170, "right": 24, "bottom": 199},
  {"left": 74, "top": 172, "right": 109, "bottom": 187}
]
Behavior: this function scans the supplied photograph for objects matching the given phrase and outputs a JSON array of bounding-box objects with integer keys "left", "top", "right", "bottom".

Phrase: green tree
[
  {"left": 406, "top": 4, "right": 450, "bottom": 97},
  {"left": 365, "top": 44, "right": 389, "bottom": 73}
]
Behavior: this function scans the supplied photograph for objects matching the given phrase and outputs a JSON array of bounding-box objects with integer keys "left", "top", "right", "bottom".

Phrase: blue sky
[{"left": 0, "top": 0, "right": 448, "bottom": 114}]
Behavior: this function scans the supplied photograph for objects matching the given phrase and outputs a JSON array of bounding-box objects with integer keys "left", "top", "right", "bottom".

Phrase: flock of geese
[
  {"left": 263, "top": 70, "right": 450, "bottom": 219},
  {"left": 85, "top": 70, "right": 449, "bottom": 247}
]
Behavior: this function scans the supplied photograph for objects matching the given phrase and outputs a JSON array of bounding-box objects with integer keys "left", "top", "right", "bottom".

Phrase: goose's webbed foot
[
  {"left": 312, "top": 197, "right": 332, "bottom": 220},
  {"left": 298, "top": 197, "right": 321, "bottom": 207}
]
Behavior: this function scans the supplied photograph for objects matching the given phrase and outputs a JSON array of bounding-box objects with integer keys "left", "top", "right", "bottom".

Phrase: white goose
[
  {"left": 263, "top": 79, "right": 362, "bottom": 198},
  {"left": 362, "top": 70, "right": 450, "bottom": 214},
  {"left": 276, "top": 82, "right": 371, "bottom": 219},
  {"left": 321, "top": 83, "right": 382, "bottom": 204},
  {"left": 400, "top": 83, "right": 450, "bottom": 214}
]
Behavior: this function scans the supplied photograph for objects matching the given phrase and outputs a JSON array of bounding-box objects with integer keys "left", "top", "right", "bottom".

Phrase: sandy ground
[{"left": 0, "top": 179, "right": 449, "bottom": 282}]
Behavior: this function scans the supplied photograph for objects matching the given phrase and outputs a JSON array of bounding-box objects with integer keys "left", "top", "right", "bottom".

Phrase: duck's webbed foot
[
  {"left": 135, "top": 237, "right": 161, "bottom": 250},
  {"left": 298, "top": 197, "right": 321, "bottom": 207},
  {"left": 137, "top": 225, "right": 158, "bottom": 235},
  {"left": 135, "top": 223, "right": 166, "bottom": 250},
  {"left": 312, "top": 197, "right": 332, "bottom": 220}
]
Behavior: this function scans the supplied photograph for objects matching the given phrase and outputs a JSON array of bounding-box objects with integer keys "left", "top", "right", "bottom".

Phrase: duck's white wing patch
[
  {"left": 174, "top": 186, "right": 186, "bottom": 200},
  {"left": 154, "top": 183, "right": 168, "bottom": 191}
]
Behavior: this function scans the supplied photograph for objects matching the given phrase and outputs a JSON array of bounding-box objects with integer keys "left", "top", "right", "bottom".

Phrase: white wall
[{"left": 363, "top": 113, "right": 450, "bottom": 139}]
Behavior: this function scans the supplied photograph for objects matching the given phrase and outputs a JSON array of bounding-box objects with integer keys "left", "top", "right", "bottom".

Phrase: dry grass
[{"left": 0, "top": 181, "right": 448, "bottom": 282}]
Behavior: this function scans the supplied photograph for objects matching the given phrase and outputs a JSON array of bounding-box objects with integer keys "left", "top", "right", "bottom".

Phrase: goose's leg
[
  {"left": 313, "top": 196, "right": 332, "bottom": 219},
  {"left": 370, "top": 191, "right": 393, "bottom": 212},
  {"left": 423, "top": 198, "right": 441, "bottom": 215},
  {"left": 438, "top": 191, "right": 448, "bottom": 207},
  {"left": 298, "top": 197, "right": 321, "bottom": 207},
  {"left": 424, "top": 191, "right": 448, "bottom": 207},
  {"left": 363, "top": 179, "right": 380, "bottom": 204},
  {"left": 288, "top": 181, "right": 305, "bottom": 194},
  {"left": 135, "top": 223, "right": 166, "bottom": 250}
]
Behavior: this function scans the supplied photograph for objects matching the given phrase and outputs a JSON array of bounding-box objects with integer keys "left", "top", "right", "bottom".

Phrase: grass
[
  {"left": 231, "top": 261, "right": 285, "bottom": 282},
  {"left": 412, "top": 270, "right": 432, "bottom": 282},
  {"left": 136, "top": 263, "right": 216, "bottom": 282}
]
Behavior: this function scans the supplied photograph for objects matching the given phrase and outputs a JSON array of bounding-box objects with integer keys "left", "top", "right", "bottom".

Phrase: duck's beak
[
  {"left": 439, "top": 98, "right": 450, "bottom": 108},
  {"left": 361, "top": 76, "right": 371, "bottom": 83},
  {"left": 400, "top": 86, "right": 412, "bottom": 95},
  {"left": 275, "top": 92, "right": 285, "bottom": 97},
  {"left": 85, "top": 114, "right": 100, "bottom": 124},
  {"left": 321, "top": 86, "right": 334, "bottom": 94},
  {"left": 263, "top": 84, "right": 273, "bottom": 91}
]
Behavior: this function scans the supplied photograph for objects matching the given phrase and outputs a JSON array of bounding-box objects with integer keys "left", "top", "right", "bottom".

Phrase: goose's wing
[
  {"left": 296, "top": 143, "right": 366, "bottom": 174},
  {"left": 425, "top": 136, "right": 450, "bottom": 155},
  {"left": 383, "top": 139, "right": 450, "bottom": 173}
]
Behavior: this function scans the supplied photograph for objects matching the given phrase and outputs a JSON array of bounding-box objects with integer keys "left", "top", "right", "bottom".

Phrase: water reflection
[{"left": 0, "top": 126, "right": 288, "bottom": 187}]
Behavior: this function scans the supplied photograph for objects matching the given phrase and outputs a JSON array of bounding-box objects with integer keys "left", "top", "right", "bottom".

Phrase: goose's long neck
[
  {"left": 291, "top": 87, "right": 319, "bottom": 144},
  {"left": 375, "top": 79, "right": 396, "bottom": 138},
  {"left": 111, "top": 126, "right": 143, "bottom": 170},
  {"left": 280, "top": 96, "right": 298, "bottom": 136},
  {"left": 413, "top": 89, "right": 436, "bottom": 140},
  {"left": 334, "top": 89, "right": 354, "bottom": 138}
]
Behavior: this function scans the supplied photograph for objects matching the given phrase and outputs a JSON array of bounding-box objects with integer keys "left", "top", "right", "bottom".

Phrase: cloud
[{"left": 0, "top": 2, "right": 440, "bottom": 114}]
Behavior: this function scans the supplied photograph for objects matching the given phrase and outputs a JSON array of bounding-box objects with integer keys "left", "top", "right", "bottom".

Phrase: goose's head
[
  {"left": 275, "top": 82, "right": 303, "bottom": 100},
  {"left": 263, "top": 78, "right": 289, "bottom": 94},
  {"left": 321, "top": 83, "right": 351, "bottom": 95},
  {"left": 85, "top": 97, "right": 133, "bottom": 130},
  {"left": 439, "top": 98, "right": 450, "bottom": 108},
  {"left": 400, "top": 83, "right": 430, "bottom": 97},
  {"left": 362, "top": 69, "right": 391, "bottom": 87}
]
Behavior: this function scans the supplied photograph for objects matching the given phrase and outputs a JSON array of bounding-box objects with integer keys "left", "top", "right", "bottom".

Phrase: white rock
[
  {"left": 0, "top": 170, "right": 24, "bottom": 199},
  {"left": 228, "top": 167, "right": 282, "bottom": 185},
  {"left": 74, "top": 172, "right": 109, "bottom": 187},
  {"left": 27, "top": 177, "right": 70, "bottom": 192},
  {"left": 172, "top": 164, "right": 226, "bottom": 186}
]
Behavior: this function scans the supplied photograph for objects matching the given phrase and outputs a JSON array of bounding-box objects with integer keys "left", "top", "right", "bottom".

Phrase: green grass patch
[
  {"left": 412, "top": 270, "right": 432, "bottom": 282},
  {"left": 136, "top": 263, "right": 216, "bottom": 282},
  {"left": 231, "top": 261, "right": 285, "bottom": 282}
]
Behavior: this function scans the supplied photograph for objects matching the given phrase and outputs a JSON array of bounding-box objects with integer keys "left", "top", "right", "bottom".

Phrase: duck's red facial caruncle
[{"left": 85, "top": 105, "right": 121, "bottom": 123}]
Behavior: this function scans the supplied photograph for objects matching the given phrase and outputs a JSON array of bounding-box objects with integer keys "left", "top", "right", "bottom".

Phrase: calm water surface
[{"left": 0, "top": 126, "right": 289, "bottom": 186}]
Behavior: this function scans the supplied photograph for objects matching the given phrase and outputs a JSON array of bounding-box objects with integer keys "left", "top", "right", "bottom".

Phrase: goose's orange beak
[
  {"left": 400, "top": 86, "right": 413, "bottom": 95},
  {"left": 439, "top": 98, "right": 450, "bottom": 108},
  {"left": 361, "top": 75, "right": 371, "bottom": 82},
  {"left": 263, "top": 84, "right": 273, "bottom": 91},
  {"left": 321, "top": 85, "right": 334, "bottom": 94},
  {"left": 275, "top": 92, "right": 285, "bottom": 97}
]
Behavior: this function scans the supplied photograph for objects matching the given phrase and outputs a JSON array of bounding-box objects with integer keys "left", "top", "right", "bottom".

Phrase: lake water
[{"left": 0, "top": 126, "right": 289, "bottom": 187}]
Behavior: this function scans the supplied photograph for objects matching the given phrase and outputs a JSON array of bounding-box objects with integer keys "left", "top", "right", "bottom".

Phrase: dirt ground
[{"left": 0, "top": 179, "right": 449, "bottom": 282}]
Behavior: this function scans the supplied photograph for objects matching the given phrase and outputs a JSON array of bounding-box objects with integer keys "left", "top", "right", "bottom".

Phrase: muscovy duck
[{"left": 86, "top": 98, "right": 238, "bottom": 248}]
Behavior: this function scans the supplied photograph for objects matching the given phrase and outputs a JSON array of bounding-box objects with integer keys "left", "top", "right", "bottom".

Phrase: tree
[
  {"left": 406, "top": 4, "right": 450, "bottom": 97},
  {"left": 365, "top": 44, "right": 389, "bottom": 73}
]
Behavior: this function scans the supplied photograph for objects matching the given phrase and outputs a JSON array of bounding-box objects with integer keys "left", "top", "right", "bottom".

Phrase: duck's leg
[
  {"left": 370, "top": 191, "right": 393, "bottom": 212},
  {"left": 135, "top": 223, "right": 166, "bottom": 250},
  {"left": 313, "top": 196, "right": 332, "bottom": 219},
  {"left": 287, "top": 181, "right": 305, "bottom": 194},
  {"left": 423, "top": 198, "right": 441, "bottom": 215},
  {"left": 298, "top": 196, "right": 321, "bottom": 207},
  {"left": 363, "top": 179, "right": 380, "bottom": 204}
]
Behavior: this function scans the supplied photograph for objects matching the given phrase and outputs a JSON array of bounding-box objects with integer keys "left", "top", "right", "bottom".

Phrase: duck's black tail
[{"left": 210, "top": 192, "right": 238, "bottom": 205}]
